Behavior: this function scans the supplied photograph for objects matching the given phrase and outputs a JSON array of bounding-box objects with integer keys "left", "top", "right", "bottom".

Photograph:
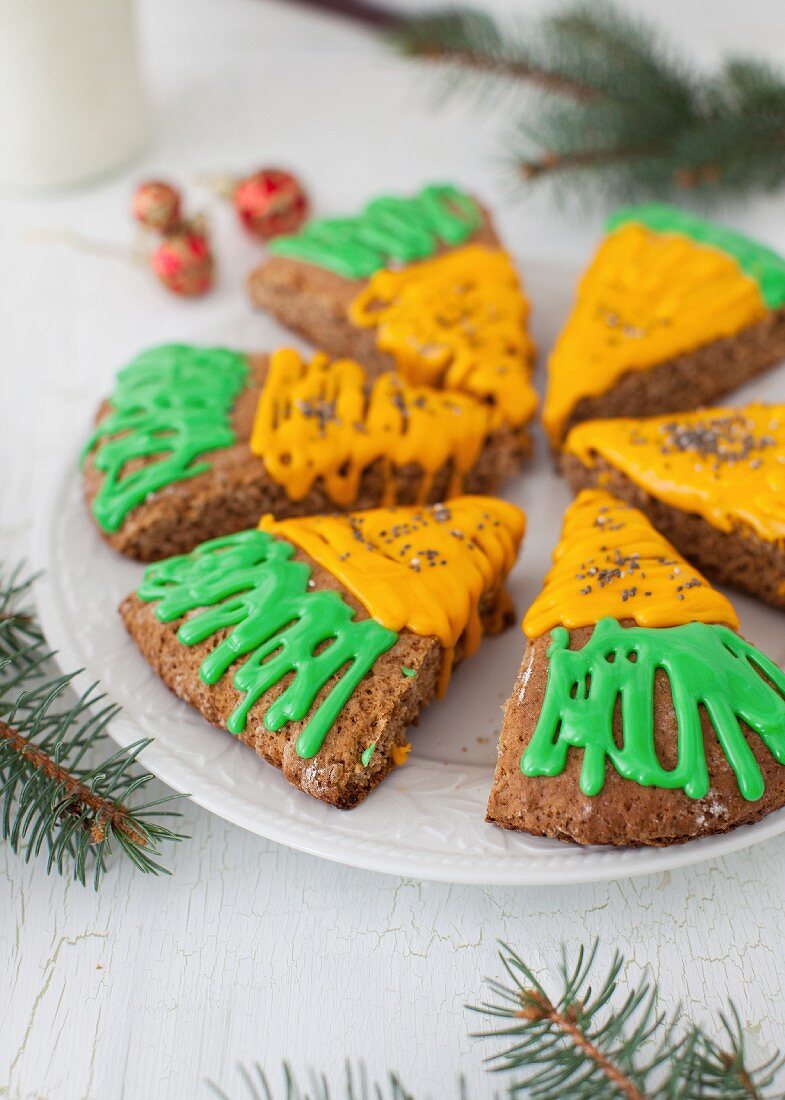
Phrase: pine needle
[
  {"left": 0, "top": 566, "right": 184, "bottom": 888},
  {"left": 381, "top": 0, "right": 785, "bottom": 208},
  {"left": 469, "top": 941, "right": 783, "bottom": 1098}
]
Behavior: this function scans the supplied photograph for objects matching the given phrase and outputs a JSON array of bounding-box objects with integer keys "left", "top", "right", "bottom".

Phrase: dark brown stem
[
  {"left": 719, "top": 1052, "right": 761, "bottom": 1099},
  {"left": 407, "top": 44, "right": 599, "bottom": 99},
  {"left": 518, "top": 991, "right": 645, "bottom": 1100},
  {"left": 273, "top": 0, "right": 400, "bottom": 29},
  {"left": 674, "top": 163, "right": 722, "bottom": 189},
  {"left": 0, "top": 720, "right": 146, "bottom": 846},
  {"left": 0, "top": 612, "right": 34, "bottom": 627},
  {"left": 519, "top": 142, "right": 660, "bottom": 178}
]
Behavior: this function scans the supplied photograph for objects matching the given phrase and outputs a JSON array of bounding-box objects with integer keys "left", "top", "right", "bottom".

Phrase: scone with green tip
[
  {"left": 488, "top": 490, "right": 785, "bottom": 847},
  {"left": 81, "top": 343, "right": 524, "bottom": 561},
  {"left": 122, "top": 496, "right": 525, "bottom": 808},
  {"left": 543, "top": 204, "right": 785, "bottom": 449},
  {"left": 247, "top": 182, "right": 538, "bottom": 447}
]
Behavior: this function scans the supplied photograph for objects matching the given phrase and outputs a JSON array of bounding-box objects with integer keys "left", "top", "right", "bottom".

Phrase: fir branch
[
  {"left": 518, "top": 143, "right": 659, "bottom": 181},
  {"left": 514, "top": 991, "right": 646, "bottom": 1100},
  {"left": 0, "top": 721, "right": 146, "bottom": 846},
  {"left": 471, "top": 941, "right": 674, "bottom": 1098},
  {"left": 281, "top": 0, "right": 785, "bottom": 207},
  {"left": 684, "top": 1002, "right": 785, "bottom": 1098},
  {"left": 0, "top": 566, "right": 183, "bottom": 887},
  {"left": 471, "top": 942, "right": 782, "bottom": 1099},
  {"left": 389, "top": 9, "right": 600, "bottom": 101}
]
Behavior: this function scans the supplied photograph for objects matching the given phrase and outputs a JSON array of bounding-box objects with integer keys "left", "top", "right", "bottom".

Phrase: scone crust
[
  {"left": 561, "top": 451, "right": 785, "bottom": 611},
  {"left": 552, "top": 306, "right": 785, "bottom": 448},
  {"left": 487, "top": 624, "right": 785, "bottom": 846},
  {"left": 122, "top": 550, "right": 513, "bottom": 809},
  {"left": 84, "top": 350, "right": 523, "bottom": 562}
]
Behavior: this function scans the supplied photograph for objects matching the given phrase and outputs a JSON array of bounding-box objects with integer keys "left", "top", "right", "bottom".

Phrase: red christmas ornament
[
  {"left": 132, "top": 180, "right": 182, "bottom": 234},
  {"left": 151, "top": 229, "right": 214, "bottom": 297},
  {"left": 233, "top": 168, "right": 308, "bottom": 240}
]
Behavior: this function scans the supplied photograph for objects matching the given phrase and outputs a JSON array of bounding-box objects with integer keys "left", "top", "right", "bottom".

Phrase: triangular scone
[
  {"left": 247, "top": 183, "right": 537, "bottom": 445},
  {"left": 487, "top": 490, "right": 785, "bottom": 846},
  {"left": 82, "top": 344, "right": 522, "bottom": 561},
  {"left": 122, "top": 496, "right": 525, "bottom": 808},
  {"left": 563, "top": 403, "right": 785, "bottom": 610},
  {"left": 543, "top": 204, "right": 785, "bottom": 448}
]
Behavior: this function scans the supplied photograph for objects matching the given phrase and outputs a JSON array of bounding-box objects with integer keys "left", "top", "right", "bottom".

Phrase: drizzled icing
[
  {"left": 543, "top": 219, "right": 770, "bottom": 445},
  {"left": 523, "top": 489, "right": 737, "bottom": 639},
  {"left": 137, "top": 529, "right": 397, "bottom": 758},
  {"left": 608, "top": 205, "right": 785, "bottom": 308},
  {"left": 565, "top": 403, "right": 785, "bottom": 545},
  {"left": 82, "top": 344, "right": 249, "bottom": 532},
  {"left": 268, "top": 184, "right": 482, "bottom": 279},
  {"left": 522, "top": 618, "right": 785, "bottom": 801},
  {"left": 349, "top": 245, "right": 537, "bottom": 429},
  {"left": 263, "top": 496, "right": 525, "bottom": 694},
  {"left": 250, "top": 349, "right": 494, "bottom": 507}
]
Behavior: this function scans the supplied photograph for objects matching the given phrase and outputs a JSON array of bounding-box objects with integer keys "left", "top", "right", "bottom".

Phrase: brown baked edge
[
  {"left": 561, "top": 451, "right": 785, "bottom": 612},
  {"left": 552, "top": 305, "right": 785, "bottom": 448},
  {"left": 121, "top": 549, "right": 514, "bottom": 809},
  {"left": 486, "top": 624, "right": 785, "bottom": 846},
  {"left": 248, "top": 254, "right": 395, "bottom": 378}
]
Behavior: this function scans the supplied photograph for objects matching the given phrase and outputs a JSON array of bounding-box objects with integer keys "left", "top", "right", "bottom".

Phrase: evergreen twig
[
  {"left": 0, "top": 565, "right": 184, "bottom": 887},
  {"left": 390, "top": 9, "right": 600, "bottom": 101},
  {"left": 279, "top": 0, "right": 785, "bottom": 207},
  {"left": 471, "top": 942, "right": 784, "bottom": 1099}
]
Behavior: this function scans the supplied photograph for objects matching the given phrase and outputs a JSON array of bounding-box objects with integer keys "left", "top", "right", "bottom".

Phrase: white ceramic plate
[{"left": 32, "top": 258, "right": 785, "bottom": 884}]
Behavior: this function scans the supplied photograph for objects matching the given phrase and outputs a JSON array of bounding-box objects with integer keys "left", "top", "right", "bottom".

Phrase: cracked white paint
[
  {"left": 4, "top": 1, "right": 785, "bottom": 1097},
  {"left": 4, "top": 807, "right": 785, "bottom": 1098}
]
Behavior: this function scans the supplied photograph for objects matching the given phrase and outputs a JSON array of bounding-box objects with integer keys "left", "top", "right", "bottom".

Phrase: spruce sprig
[
  {"left": 472, "top": 942, "right": 676, "bottom": 1099},
  {"left": 286, "top": 0, "right": 785, "bottom": 208},
  {"left": 471, "top": 942, "right": 784, "bottom": 1099},
  {"left": 0, "top": 565, "right": 183, "bottom": 888},
  {"left": 388, "top": 1, "right": 785, "bottom": 207},
  {"left": 216, "top": 941, "right": 783, "bottom": 1098}
]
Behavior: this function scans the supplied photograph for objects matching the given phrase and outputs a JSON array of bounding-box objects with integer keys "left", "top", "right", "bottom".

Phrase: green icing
[
  {"left": 82, "top": 344, "right": 249, "bottom": 533},
  {"left": 521, "top": 618, "right": 785, "bottom": 801},
  {"left": 268, "top": 184, "right": 482, "bottom": 279},
  {"left": 607, "top": 203, "right": 785, "bottom": 308},
  {"left": 137, "top": 529, "right": 398, "bottom": 758},
  {"left": 361, "top": 743, "right": 376, "bottom": 767},
  {"left": 401, "top": 667, "right": 417, "bottom": 679}
]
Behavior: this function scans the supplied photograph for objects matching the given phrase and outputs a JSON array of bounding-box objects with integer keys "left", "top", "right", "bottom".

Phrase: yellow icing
[
  {"left": 391, "top": 742, "right": 411, "bottom": 766},
  {"left": 348, "top": 245, "right": 537, "bottom": 430},
  {"left": 566, "top": 403, "right": 785, "bottom": 545},
  {"left": 262, "top": 496, "right": 525, "bottom": 694},
  {"left": 523, "top": 489, "right": 738, "bottom": 639},
  {"left": 543, "top": 222, "right": 768, "bottom": 446},
  {"left": 250, "top": 349, "right": 495, "bottom": 507}
]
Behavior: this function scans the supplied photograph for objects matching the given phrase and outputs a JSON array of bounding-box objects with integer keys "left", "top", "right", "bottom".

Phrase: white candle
[{"left": 0, "top": 0, "right": 149, "bottom": 190}]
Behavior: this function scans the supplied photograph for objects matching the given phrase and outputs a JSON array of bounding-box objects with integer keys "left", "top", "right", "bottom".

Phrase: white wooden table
[{"left": 3, "top": 1, "right": 785, "bottom": 1096}]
